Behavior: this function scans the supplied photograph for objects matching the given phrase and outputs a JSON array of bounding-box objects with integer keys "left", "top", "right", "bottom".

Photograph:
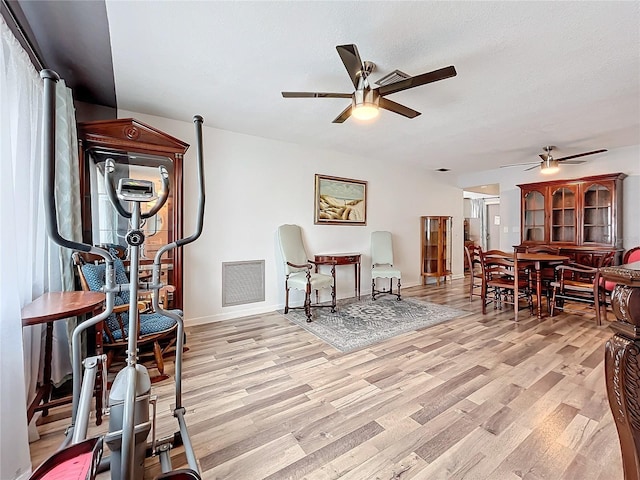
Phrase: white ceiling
[{"left": 105, "top": 1, "right": 640, "bottom": 174}]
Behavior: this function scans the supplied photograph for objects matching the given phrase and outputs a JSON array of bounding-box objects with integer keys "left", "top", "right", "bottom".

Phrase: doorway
[
  {"left": 463, "top": 185, "right": 500, "bottom": 252},
  {"left": 486, "top": 202, "right": 501, "bottom": 250}
]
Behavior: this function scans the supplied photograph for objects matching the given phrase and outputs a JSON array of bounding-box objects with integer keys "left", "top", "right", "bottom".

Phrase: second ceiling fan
[
  {"left": 502, "top": 146, "right": 608, "bottom": 174},
  {"left": 281, "top": 44, "right": 457, "bottom": 123}
]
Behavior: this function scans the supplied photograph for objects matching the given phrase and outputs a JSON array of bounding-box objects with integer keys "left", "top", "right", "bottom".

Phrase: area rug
[{"left": 277, "top": 296, "right": 468, "bottom": 352}]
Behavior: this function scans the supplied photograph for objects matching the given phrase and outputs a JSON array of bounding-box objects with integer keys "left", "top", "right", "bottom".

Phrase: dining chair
[
  {"left": 370, "top": 231, "right": 402, "bottom": 301},
  {"left": 550, "top": 251, "right": 615, "bottom": 325},
  {"left": 464, "top": 244, "right": 483, "bottom": 302},
  {"left": 73, "top": 250, "right": 179, "bottom": 382},
  {"left": 480, "top": 249, "right": 533, "bottom": 321},
  {"left": 524, "top": 245, "right": 561, "bottom": 310},
  {"left": 277, "top": 224, "right": 336, "bottom": 322}
]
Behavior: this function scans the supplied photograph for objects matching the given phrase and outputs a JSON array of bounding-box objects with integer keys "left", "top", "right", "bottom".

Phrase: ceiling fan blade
[
  {"left": 524, "top": 164, "right": 540, "bottom": 171},
  {"left": 558, "top": 160, "right": 586, "bottom": 165},
  {"left": 538, "top": 153, "right": 550, "bottom": 161},
  {"left": 379, "top": 97, "right": 421, "bottom": 118},
  {"left": 556, "top": 149, "right": 607, "bottom": 161},
  {"left": 336, "top": 44, "right": 364, "bottom": 89},
  {"left": 378, "top": 65, "right": 457, "bottom": 96},
  {"left": 282, "top": 92, "right": 352, "bottom": 98},
  {"left": 332, "top": 104, "right": 352, "bottom": 123},
  {"left": 500, "top": 162, "right": 539, "bottom": 168}
]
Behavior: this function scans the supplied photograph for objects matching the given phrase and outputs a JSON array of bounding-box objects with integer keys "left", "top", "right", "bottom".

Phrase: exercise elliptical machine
[{"left": 31, "top": 69, "right": 205, "bottom": 480}]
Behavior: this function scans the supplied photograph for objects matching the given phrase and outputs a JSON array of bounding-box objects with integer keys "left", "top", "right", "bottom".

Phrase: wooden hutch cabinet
[
  {"left": 517, "top": 173, "right": 626, "bottom": 265},
  {"left": 77, "top": 119, "right": 189, "bottom": 308},
  {"left": 420, "top": 216, "right": 452, "bottom": 285}
]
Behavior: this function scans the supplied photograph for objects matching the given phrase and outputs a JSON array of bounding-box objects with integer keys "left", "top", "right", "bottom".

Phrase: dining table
[{"left": 516, "top": 252, "right": 570, "bottom": 318}]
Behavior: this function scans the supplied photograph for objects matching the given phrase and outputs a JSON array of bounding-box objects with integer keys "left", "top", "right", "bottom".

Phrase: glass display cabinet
[
  {"left": 77, "top": 119, "right": 190, "bottom": 308},
  {"left": 517, "top": 173, "right": 626, "bottom": 266},
  {"left": 420, "top": 216, "right": 452, "bottom": 285}
]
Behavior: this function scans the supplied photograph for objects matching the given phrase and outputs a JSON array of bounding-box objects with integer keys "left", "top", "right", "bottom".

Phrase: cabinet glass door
[
  {"left": 443, "top": 217, "right": 452, "bottom": 275},
  {"left": 424, "top": 217, "right": 440, "bottom": 273},
  {"left": 551, "top": 187, "right": 576, "bottom": 242},
  {"left": 583, "top": 183, "right": 612, "bottom": 244},
  {"left": 523, "top": 190, "right": 545, "bottom": 241}
]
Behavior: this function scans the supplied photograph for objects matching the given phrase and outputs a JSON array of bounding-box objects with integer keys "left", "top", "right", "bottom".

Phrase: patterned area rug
[{"left": 278, "top": 296, "right": 468, "bottom": 352}]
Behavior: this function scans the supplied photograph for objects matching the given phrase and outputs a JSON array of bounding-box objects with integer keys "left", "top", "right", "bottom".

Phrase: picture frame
[{"left": 314, "top": 174, "right": 367, "bottom": 225}]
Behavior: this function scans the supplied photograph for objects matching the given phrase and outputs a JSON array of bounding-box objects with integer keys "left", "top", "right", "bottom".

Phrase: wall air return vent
[{"left": 222, "top": 260, "right": 265, "bottom": 307}]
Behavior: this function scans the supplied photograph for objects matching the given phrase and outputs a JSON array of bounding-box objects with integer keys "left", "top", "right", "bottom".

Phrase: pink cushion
[{"left": 627, "top": 250, "right": 640, "bottom": 263}]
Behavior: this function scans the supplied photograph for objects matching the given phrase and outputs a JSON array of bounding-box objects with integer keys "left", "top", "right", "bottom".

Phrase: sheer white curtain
[{"left": 1, "top": 16, "right": 79, "bottom": 479}]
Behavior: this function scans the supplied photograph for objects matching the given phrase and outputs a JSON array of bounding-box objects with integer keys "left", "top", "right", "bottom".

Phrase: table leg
[
  {"left": 355, "top": 262, "right": 361, "bottom": 300},
  {"left": 535, "top": 263, "right": 543, "bottom": 319}
]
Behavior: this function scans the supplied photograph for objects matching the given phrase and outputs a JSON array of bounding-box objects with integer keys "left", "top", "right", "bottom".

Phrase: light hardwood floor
[{"left": 29, "top": 278, "right": 624, "bottom": 479}]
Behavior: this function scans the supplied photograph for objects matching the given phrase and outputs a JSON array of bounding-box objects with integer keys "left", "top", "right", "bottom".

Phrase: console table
[
  {"left": 600, "top": 261, "right": 640, "bottom": 480},
  {"left": 22, "top": 291, "right": 105, "bottom": 424},
  {"left": 314, "top": 253, "right": 361, "bottom": 300}
]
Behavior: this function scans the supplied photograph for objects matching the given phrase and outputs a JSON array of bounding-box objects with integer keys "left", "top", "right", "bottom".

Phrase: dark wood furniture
[
  {"left": 421, "top": 216, "right": 452, "bottom": 286},
  {"left": 464, "top": 244, "right": 482, "bottom": 302},
  {"left": 480, "top": 250, "right": 533, "bottom": 321},
  {"left": 77, "top": 119, "right": 189, "bottom": 308},
  {"left": 72, "top": 252, "right": 178, "bottom": 383},
  {"left": 314, "top": 253, "right": 361, "bottom": 300},
  {"left": 550, "top": 257, "right": 611, "bottom": 325},
  {"left": 517, "top": 252, "right": 570, "bottom": 318},
  {"left": 517, "top": 173, "right": 626, "bottom": 266},
  {"left": 600, "top": 261, "right": 640, "bottom": 480},
  {"left": 22, "top": 291, "right": 105, "bottom": 424}
]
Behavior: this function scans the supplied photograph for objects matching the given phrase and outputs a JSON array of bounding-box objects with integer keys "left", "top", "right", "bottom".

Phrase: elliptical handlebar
[
  {"left": 41, "top": 69, "right": 93, "bottom": 254},
  {"left": 176, "top": 115, "right": 206, "bottom": 248},
  {"left": 41, "top": 69, "right": 117, "bottom": 426},
  {"left": 103, "top": 159, "right": 132, "bottom": 219},
  {"left": 144, "top": 165, "right": 170, "bottom": 219}
]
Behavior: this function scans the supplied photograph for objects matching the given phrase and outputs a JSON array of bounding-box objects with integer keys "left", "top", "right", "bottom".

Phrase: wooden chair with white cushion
[
  {"left": 277, "top": 224, "right": 336, "bottom": 322},
  {"left": 371, "top": 231, "right": 402, "bottom": 301}
]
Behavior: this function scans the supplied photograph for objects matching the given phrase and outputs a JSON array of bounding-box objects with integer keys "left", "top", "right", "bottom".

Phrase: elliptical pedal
[{"left": 29, "top": 437, "right": 103, "bottom": 480}]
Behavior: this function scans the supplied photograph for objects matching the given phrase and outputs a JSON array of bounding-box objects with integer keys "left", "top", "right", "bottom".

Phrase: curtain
[
  {"left": 1, "top": 16, "right": 80, "bottom": 479},
  {"left": 1, "top": 15, "right": 44, "bottom": 479},
  {"left": 470, "top": 198, "right": 481, "bottom": 219},
  {"left": 478, "top": 200, "right": 487, "bottom": 250},
  {"left": 54, "top": 75, "right": 82, "bottom": 386}
]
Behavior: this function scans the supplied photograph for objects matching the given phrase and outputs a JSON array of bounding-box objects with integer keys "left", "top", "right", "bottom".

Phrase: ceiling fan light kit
[
  {"left": 281, "top": 43, "right": 457, "bottom": 123},
  {"left": 351, "top": 89, "right": 380, "bottom": 121},
  {"left": 540, "top": 158, "right": 559, "bottom": 174}
]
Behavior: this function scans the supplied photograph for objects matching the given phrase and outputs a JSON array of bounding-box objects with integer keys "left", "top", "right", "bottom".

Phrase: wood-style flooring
[{"left": 29, "top": 278, "right": 624, "bottom": 479}]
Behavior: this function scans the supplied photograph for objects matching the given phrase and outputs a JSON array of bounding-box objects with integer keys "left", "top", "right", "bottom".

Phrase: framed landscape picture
[{"left": 314, "top": 174, "right": 367, "bottom": 225}]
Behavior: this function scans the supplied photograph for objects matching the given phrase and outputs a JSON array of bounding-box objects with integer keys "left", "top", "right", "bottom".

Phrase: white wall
[
  {"left": 458, "top": 145, "right": 640, "bottom": 251},
  {"left": 119, "top": 111, "right": 464, "bottom": 325}
]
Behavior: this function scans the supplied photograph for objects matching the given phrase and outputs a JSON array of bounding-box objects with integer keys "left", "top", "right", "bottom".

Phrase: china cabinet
[
  {"left": 517, "top": 173, "right": 626, "bottom": 265},
  {"left": 421, "top": 216, "right": 452, "bottom": 285},
  {"left": 77, "top": 119, "right": 189, "bottom": 308}
]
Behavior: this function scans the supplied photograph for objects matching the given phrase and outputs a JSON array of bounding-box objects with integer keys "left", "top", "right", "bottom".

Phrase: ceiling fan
[
  {"left": 281, "top": 44, "right": 457, "bottom": 123},
  {"left": 501, "top": 146, "right": 608, "bottom": 174}
]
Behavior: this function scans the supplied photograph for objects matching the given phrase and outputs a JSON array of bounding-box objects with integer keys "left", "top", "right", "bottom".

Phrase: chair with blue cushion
[{"left": 73, "top": 250, "right": 179, "bottom": 381}]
